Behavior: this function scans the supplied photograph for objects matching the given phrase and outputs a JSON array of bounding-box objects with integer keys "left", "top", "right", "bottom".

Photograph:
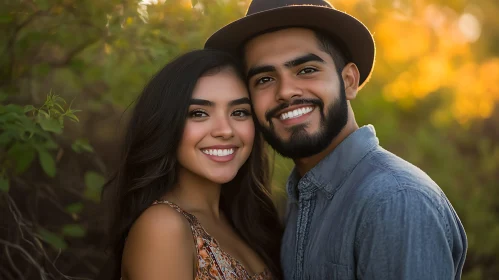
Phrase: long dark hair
[{"left": 105, "top": 49, "right": 283, "bottom": 279}]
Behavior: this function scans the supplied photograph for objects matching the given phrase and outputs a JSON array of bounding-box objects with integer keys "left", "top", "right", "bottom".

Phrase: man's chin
[
  {"left": 259, "top": 120, "right": 336, "bottom": 158},
  {"left": 275, "top": 143, "right": 326, "bottom": 159},
  {"left": 277, "top": 125, "right": 318, "bottom": 138},
  {"left": 265, "top": 135, "right": 330, "bottom": 159}
]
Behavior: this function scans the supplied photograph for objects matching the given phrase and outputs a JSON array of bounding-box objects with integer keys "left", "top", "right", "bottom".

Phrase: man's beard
[{"left": 257, "top": 83, "right": 348, "bottom": 159}]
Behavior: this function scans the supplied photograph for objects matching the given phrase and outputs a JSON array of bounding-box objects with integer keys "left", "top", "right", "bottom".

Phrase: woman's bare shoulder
[{"left": 122, "top": 204, "right": 194, "bottom": 280}]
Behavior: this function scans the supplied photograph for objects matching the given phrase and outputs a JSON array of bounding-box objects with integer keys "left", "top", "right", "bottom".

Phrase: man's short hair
[
  {"left": 312, "top": 29, "right": 351, "bottom": 72},
  {"left": 240, "top": 27, "right": 352, "bottom": 74}
]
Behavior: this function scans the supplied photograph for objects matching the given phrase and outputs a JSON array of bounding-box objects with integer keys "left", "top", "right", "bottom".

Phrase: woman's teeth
[{"left": 202, "top": 148, "right": 235, "bottom": 156}]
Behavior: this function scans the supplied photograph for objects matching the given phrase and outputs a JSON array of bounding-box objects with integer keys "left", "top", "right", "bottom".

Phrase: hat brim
[{"left": 205, "top": 5, "right": 375, "bottom": 88}]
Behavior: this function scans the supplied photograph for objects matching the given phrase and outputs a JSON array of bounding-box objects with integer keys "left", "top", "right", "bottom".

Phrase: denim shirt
[{"left": 281, "top": 125, "right": 467, "bottom": 280}]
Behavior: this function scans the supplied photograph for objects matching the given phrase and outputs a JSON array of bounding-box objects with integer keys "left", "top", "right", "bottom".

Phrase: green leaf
[
  {"left": 7, "top": 143, "right": 36, "bottom": 174},
  {"left": 38, "top": 149, "right": 56, "bottom": 177},
  {"left": 72, "top": 138, "right": 94, "bottom": 153},
  {"left": 17, "top": 114, "right": 38, "bottom": 132},
  {"left": 54, "top": 96, "right": 66, "bottom": 105},
  {"left": 38, "top": 109, "right": 49, "bottom": 118},
  {"left": 0, "top": 104, "right": 24, "bottom": 114},
  {"left": 0, "top": 177, "right": 9, "bottom": 193},
  {"left": 49, "top": 107, "right": 63, "bottom": 116},
  {"left": 66, "top": 113, "right": 79, "bottom": 122},
  {"left": 67, "top": 108, "right": 82, "bottom": 114},
  {"left": 0, "top": 131, "right": 16, "bottom": 146},
  {"left": 0, "top": 112, "right": 22, "bottom": 124},
  {"left": 55, "top": 103, "right": 65, "bottom": 112},
  {"left": 43, "top": 139, "right": 58, "bottom": 150},
  {"left": 61, "top": 224, "right": 86, "bottom": 238},
  {"left": 67, "top": 109, "right": 82, "bottom": 116},
  {"left": 24, "top": 105, "right": 36, "bottom": 113},
  {"left": 84, "top": 171, "right": 106, "bottom": 203},
  {"left": 1, "top": 124, "right": 24, "bottom": 137},
  {"left": 38, "top": 118, "right": 62, "bottom": 134},
  {"left": 65, "top": 202, "right": 84, "bottom": 214},
  {"left": 37, "top": 228, "right": 67, "bottom": 250}
]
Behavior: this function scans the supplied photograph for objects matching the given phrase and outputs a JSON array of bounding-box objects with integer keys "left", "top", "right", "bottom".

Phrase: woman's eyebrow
[
  {"left": 189, "top": 97, "right": 250, "bottom": 107},
  {"left": 229, "top": 97, "right": 250, "bottom": 106},
  {"left": 190, "top": 99, "right": 213, "bottom": 106}
]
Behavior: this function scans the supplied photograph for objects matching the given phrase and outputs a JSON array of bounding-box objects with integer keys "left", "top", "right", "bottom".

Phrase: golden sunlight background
[{"left": 0, "top": 0, "right": 498, "bottom": 279}]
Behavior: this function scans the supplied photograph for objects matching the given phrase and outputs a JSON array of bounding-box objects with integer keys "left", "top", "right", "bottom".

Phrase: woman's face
[{"left": 176, "top": 67, "right": 255, "bottom": 184}]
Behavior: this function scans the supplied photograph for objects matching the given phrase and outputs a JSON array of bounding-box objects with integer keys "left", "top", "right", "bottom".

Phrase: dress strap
[
  {"left": 151, "top": 199, "right": 199, "bottom": 226},
  {"left": 151, "top": 199, "right": 206, "bottom": 272}
]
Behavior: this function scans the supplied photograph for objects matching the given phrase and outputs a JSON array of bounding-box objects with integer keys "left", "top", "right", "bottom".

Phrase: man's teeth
[
  {"left": 202, "top": 148, "right": 235, "bottom": 156},
  {"left": 279, "top": 107, "right": 314, "bottom": 120}
]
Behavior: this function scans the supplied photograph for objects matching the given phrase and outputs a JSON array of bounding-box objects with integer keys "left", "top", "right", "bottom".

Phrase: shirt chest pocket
[{"left": 313, "top": 262, "right": 353, "bottom": 280}]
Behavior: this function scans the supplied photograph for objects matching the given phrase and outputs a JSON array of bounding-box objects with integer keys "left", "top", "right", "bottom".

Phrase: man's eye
[
  {"left": 232, "top": 109, "right": 251, "bottom": 118},
  {"left": 256, "top": 77, "right": 273, "bottom": 85},
  {"left": 298, "top": 68, "right": 317, "bottom": 75},
  {"left": 189, "top": 110, "right": 208, "bottom": 118}
]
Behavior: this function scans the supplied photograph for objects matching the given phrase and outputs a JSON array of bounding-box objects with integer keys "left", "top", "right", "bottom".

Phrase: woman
[{"left": 106, "top": 49, "right": 283, "bottom": 280}]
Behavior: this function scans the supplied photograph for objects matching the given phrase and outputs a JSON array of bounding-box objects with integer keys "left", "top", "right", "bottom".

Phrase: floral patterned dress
[{"left": 152, "top": 200, "right": 273, "bottom": 280}]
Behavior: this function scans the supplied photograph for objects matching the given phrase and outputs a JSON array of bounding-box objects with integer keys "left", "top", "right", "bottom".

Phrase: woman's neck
[{"left": 164, "top": 168, "right": 222, "bottom": 219}]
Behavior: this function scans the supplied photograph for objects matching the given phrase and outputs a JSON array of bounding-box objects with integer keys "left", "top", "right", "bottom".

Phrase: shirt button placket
[{"left": 295, "top": 181, "right": 315, "bottom": 280}]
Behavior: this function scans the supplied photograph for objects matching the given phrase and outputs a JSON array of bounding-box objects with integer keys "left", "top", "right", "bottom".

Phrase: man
[{"left": 206, "top": 0, "right": 467, "bottom": 279}]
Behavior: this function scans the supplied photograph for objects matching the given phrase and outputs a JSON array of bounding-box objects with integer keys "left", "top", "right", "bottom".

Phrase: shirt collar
[{"left": 286, "top": 125, "right": 379, "bottom": 202}]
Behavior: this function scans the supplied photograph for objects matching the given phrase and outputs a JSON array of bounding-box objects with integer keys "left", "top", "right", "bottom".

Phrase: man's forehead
[
  {"left": 243, "top": 28, "right": 323, "bottom": 67},
  {"left": 244, "top": 47, "right": 329, "bottom": 71},
  {"left": 246, "top": 27, "right": 317, "bottom": 46}
]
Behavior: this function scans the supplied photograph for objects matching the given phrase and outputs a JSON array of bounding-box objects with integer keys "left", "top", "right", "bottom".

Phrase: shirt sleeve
[{"left": 355, "top": 188, "right": 456, "bottom": 280}]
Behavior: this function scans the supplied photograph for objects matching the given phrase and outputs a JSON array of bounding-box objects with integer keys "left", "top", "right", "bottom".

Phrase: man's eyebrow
[
  {"left": 284, "top": 53, "right": 325, "bottom": 68},
  {"left": 246, "top": 65, "right": 276, "bottom": 82},
  {"left": 246, "top": 53, "right": 325, "bottom": 81},
  {"left": 229, "top": 97, "right": 250, "bottom": 106},
  {"left": 190, "top": 99, "right": 213, "bottom": 106}
]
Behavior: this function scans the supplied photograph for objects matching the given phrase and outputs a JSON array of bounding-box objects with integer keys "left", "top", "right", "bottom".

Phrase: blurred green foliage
[{"left": 0, "top": 0, "right": 497, "bottom": 279}]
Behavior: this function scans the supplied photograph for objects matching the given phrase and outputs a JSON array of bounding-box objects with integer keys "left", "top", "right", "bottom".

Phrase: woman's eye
[
  {"left": 298, "top": 68, "right": 317, "bottom": 75},
  {"left": 189, "top": 110, "right": 208, "bottom": 118},
  {"left": 232, "top": 109, "right": 251, "bottom": 118},
  {"left": 256, "top": 77, "right": 273, "bottom": 85}
]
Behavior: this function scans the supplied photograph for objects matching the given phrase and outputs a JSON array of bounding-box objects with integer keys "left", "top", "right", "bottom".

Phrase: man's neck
[{"left": 294, "top": 119, "right": 359, "bottom": 177}]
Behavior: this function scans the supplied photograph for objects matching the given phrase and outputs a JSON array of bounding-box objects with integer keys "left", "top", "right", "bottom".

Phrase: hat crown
[{"left": 247, "top": 0, "right": 333, "bottom": 16}]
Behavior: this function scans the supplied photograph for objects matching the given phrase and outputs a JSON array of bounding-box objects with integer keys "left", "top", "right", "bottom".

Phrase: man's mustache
[{"left": 265, "top": 99, "right": 324, "bottom": 123}]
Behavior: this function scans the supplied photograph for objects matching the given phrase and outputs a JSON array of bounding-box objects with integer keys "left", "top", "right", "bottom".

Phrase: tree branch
[
  {"left": 49, "top": 36, "right": 102, "bottom": 67},
  {"left": 4, "top": 246, "right": 24, "bottom": 280},
  {"left": 0, "top": 10, "right": 49, "bottom": 87}
]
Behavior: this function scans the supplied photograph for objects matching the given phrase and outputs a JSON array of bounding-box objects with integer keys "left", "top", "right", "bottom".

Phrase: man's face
[{"left": 244, "top": 28, "right": 348, "bottom": 159}]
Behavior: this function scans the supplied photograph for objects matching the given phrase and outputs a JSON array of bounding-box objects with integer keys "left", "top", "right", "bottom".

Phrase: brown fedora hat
[{"left": 205, "top": 0, "right": 375, "bottom": 88}]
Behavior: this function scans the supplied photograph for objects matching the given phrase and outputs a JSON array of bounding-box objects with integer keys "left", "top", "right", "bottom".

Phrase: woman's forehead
[{"left": 191, "top": 70, "right": 249, "bottom": 102}]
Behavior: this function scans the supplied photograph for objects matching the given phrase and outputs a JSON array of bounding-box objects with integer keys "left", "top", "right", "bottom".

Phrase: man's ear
[{"left": 341, "top": 62, "right": 360, "bottom": 100}]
